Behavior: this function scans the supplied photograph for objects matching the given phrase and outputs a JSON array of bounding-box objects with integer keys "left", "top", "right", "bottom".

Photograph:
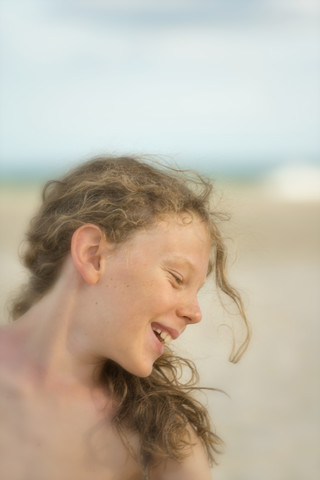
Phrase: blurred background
[{"left": 0, "top": 1, "right": 319, "bottom": 479}]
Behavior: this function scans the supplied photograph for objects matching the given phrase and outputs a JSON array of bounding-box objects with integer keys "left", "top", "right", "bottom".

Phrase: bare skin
[
  {"left": 0, "top": 218, "right": 212, "bottom": 480},
  {"left": 0, "top": 327, "right": 143, "bottom": 480}
]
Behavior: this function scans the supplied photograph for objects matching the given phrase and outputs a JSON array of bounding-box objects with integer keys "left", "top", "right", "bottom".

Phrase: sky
[{"left": 0, "top": 0, "right": 319, "bottom": 177}]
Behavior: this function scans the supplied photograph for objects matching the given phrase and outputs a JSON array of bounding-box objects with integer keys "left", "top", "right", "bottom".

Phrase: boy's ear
[{"left": 70, "top": 224, "right": 108, "bottom": 285}]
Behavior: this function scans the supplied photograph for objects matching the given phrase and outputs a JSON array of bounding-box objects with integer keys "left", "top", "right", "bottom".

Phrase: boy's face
[{"left": 87, "top": 215, "right": 211, "bottom": 377}]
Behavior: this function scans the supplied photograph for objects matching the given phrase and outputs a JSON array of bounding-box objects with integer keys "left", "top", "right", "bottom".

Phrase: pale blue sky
[{"left": 0, "top": 0, "right": 319, "bottom": 176}]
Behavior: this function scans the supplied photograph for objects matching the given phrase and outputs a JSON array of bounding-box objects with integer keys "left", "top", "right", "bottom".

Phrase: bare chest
[{"left": 0, "top": 381, "right": 143, "bottom": 480}]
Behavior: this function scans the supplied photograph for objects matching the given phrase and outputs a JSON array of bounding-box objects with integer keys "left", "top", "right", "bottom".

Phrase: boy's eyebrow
[
  {"left": 167, "top": 255, "right": 207, "bottom": 278},
  {"left": 166, "top": 255, "right": 195, "bottom": 270}
]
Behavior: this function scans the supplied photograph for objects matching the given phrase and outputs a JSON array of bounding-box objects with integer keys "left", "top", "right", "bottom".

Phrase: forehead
[
  {"left": 118, "top": 215, "right": 211, "bottom": 261},
  {"left": 141, "top": 213, "right": 209, "bottom": 239}
]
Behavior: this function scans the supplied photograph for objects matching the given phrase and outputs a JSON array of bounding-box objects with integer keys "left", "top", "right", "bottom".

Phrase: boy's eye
[{"left": 170, "top": 272, "right": 183, "bottom": 285}]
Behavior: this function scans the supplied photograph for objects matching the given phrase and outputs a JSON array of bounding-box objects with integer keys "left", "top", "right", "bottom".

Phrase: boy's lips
[{"left": 151, "top": 322, "right": 180, "bottom": 345}]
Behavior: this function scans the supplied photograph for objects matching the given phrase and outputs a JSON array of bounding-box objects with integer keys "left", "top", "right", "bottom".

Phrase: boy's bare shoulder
[{"left": 149, "top": 426, "right": 212, "bottom": 480}]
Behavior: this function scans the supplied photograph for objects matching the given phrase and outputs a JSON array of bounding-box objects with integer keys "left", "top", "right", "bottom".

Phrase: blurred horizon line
[{"left": 1, "top": 155, "right": 320, "bottom": 183}]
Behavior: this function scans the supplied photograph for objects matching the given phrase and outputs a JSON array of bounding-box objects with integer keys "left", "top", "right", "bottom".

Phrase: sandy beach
[{"left": 1, "top": 180, "right": 319, "bottom": 480}]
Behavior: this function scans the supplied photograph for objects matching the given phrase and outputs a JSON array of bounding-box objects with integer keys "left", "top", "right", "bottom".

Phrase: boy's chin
[{"left": 124, "top": 362, "right": 154, "bottom": 378}]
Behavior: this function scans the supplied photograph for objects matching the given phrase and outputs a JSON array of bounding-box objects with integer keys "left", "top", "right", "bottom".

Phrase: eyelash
[{"left": 170, "top": 272, "right": 183, "bottom": 286}]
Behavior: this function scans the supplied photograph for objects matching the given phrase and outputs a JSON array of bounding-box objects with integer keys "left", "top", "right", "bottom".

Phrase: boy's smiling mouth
[
  {"left": 151, "top": 322, "right": 180, "bottom": 346},
  {"left": 152, "top": 327, "right": 173, "bottom": 345}
]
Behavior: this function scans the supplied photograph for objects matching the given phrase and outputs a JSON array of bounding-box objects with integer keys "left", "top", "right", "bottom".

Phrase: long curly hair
[{"left": 9, "top": 155, "right": 249, "bottom": 470}]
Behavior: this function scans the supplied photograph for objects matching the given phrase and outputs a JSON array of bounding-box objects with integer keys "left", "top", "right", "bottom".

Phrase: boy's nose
[{"left": 177, "top": 300, "right": 202, "bottom": 324}]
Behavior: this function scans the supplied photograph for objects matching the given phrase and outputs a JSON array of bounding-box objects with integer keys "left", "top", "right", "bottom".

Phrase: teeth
[
  {"left": 153, "top": 328, "right": 173, "bottom": 345},
  {"left": 160, "top": 331, "right": 172, "bottom": 345}
]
